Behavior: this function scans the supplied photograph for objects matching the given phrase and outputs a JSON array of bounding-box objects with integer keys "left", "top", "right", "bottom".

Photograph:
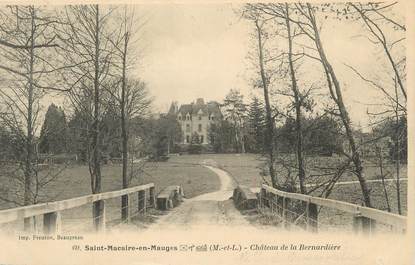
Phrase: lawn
[
  {"left": 0, "top": 153, "right": 406, "bottom": 212},
  {"left": 166, "top": 153, "right": 266, "bottom": 188},
  {"left": 0, "top": 160, "right": 220, "bottom": 211},
  {"left": 0, "top": 159, "right": 220, "bottom": 233},
  {"left": 168, "top": 153, "right": 408, "bottom": 215},
  {"left": 0, "top": 153, "right": 407, "bottom": 233}
]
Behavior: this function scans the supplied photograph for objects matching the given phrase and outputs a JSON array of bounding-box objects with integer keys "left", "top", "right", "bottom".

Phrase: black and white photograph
[{"left": 0, "top": 1, "right": 412, "bottom": 264}]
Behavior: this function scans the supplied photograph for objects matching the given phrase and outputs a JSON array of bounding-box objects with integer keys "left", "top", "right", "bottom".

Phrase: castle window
[
  {"left": 200, "top": 135, "right": 204, "bottom": 143},
  {"left": 186, "top": 124, "right": 190, "bottom": 132},
  {"left": 186, "top": 135, "right": 190, "bottom": 143},
  {"left": 198, "top": 124, "right": 202, "bottom": 132},
  {"left": 178, "top": 115, "right": 182, "bottom": 121},
  {"left": 198, "top": 115, "right": 202, "bottom": 120}
]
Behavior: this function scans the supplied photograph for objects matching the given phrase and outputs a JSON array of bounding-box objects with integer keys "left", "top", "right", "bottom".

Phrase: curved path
[
  {"left": 191, "top": 165, "right": 234, "bottom": 201},
  {"left": 148, "top": 163, "right": 252, "bottom": 230}
]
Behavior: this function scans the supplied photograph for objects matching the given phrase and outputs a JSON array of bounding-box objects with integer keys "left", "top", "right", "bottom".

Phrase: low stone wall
[
  {"left": 156, "top": 186, "right": 184, "bottom": 210},
  {"left": 233, "top": 186, "right": 258, "bottom": 210}
]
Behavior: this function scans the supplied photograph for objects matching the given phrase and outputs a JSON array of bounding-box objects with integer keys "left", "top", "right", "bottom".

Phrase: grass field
[
  {"left": 0, "top": 160, "right": 220, "bottom": 211},
  {"left": 163, "top": 153, "right": 407, "bottom": 215},
  {"left": 166, "top": 153, "right": 266, "bottom": 187},
  {"left": 0, "top": 159, "right": 221, "bottom": 232},
  {"left": 0, "top": 152, "right": 407, "bottom": 233}
]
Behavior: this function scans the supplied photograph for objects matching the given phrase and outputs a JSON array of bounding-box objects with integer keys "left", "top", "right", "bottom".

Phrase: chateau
[{"left": 168, "top": 98, "right": 222, "bottom": 145}]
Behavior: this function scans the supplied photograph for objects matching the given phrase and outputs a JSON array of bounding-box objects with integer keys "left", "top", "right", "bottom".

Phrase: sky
[
  {"left": 138, "top": 4, "right": 251, "bottom": 112},
  {"left": 132, "top": 3, "right": 405, "bottom": 131},
  {"left": 32, "top": 3, "right": 405, "bottom": 131}
]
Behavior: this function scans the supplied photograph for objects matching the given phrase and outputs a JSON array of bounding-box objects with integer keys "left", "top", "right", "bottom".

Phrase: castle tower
[{"left": 168, "top": 101, "right": 179, "bottom": 115}]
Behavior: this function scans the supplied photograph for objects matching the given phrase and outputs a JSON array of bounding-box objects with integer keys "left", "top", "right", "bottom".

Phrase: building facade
[{"left": 168, "top": 98, "right": 222, "bottom": 145}]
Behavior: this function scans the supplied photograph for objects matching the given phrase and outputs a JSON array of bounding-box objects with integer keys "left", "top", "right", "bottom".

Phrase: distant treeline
[{"left": 0, "top": 101, "right": 406, "bottom": 164}]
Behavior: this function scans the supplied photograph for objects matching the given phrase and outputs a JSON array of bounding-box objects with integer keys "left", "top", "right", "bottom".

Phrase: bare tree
[
  {"left": 244, "top": 4, "right": 319, "bottom": 192},
  {"left": 106, "top": 78, "right": 151, "bottom": 220},
  {"left": 256, "top": 3, "right": 309, "bottom": 194},
  {"left": 61, "top": 5, "right": 118, "bottom": 229},
  {"left": 284, "top": 3, "right": 373, "bottom": 207},
  {"left": 244, "top": 3, "right": 377, "bottom": 206},
  {"left": 348, "top": 2, "right": 407, "bottom": 214},
  {"left": 0, "top": 6, "right": 68, "bottom": 230},
  {"left": 344, "top": 2, "right": 406, "bottom": 212},
  {"left": 349, "top": 2, "right": 406, "bottom": 101},
  {"left": 118, "top": 10, "right": 131, "bottom": 219},
  {"left": 103, "top": 7, "right": 151, "bottom": 221},
  {"left": 111, "top": 6, "right": 135, "bottom": 222},
  {"left": 243, "top": 9, "right": 278, "bottom": 188},
  {"left": 282, "top": 4, "right": 307, "bottom": 194}
]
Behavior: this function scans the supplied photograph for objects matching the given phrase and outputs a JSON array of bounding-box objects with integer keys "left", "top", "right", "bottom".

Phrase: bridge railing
[
  {"left": 259, "top": 184, "right": 406, "bottom": 234},
  {"left": 0, "top": 183, "right": 155, "bottom": 234}
]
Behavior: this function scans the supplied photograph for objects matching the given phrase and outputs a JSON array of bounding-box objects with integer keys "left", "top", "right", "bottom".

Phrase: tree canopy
[{"left": 39, "top": 104, "right": 69, "bottom": 154}]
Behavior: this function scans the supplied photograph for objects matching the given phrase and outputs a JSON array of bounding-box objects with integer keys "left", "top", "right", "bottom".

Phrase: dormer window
[
  {"left": 178, "top": 114, "right": 182, "bottom": 121},
  {"left": 186, "top": 113, "right": 191, "bottom": 121},
  {"left": 197, "top": 109, "right": 203, "bottom": 120}
]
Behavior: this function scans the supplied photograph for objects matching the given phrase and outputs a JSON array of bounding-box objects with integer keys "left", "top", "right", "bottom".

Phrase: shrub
[{"left": 188, "top": 144, "right": 202, "bottom": 154}]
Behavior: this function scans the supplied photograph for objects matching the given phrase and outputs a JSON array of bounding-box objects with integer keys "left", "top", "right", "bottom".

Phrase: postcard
[{"left": 0, "top": 1, "right": 413, "bottom": 264}]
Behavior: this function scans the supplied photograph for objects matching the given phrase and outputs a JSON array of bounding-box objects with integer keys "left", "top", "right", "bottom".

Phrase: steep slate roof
[
  {"left": 177, "top": 99, "right": 222, "bottom": 117},
  {"left": 206, "top": 101, "right": 222, "bottom": 117}
]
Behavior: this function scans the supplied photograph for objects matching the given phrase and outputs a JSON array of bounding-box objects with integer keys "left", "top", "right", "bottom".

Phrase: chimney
[{"left": 196, "top": 98, "right": 204, "bottom": 105}]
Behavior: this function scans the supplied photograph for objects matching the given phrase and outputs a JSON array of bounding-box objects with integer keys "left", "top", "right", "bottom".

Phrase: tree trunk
[
  {"left": 307, "top": 3, "right": 372, "bottom": 207},
  {"left": 92, "top": 5, "right": 103, "bottom": 229},
  {"left": 167, "top": 136, "right": 170, "bottom": 155},
  {"left": 121, "top": 31, "right": 129, "bottom": 221},
  {"left": 285, "top": 4, "right": 306, "bottom": 194},
  {"left": 24, "top": 7, "right": 36, "bottom": 231},
  {"left": 240, "top": 120, "right": 246, "bottom": 154},
  {"left": 377, "top": 146, "right": 391, "bottom": 212},
  {"left": 306, "top": 3, "right": 371, "bottom": 207},
  {"left": 255, "top": 20, "right": 278, "bottom": 188},
  {"left": 241, "top": 135, "right": 245, "bottom": 154},
  {"left": 394, "top": 82, "right": 402, "bottom": 214}
]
